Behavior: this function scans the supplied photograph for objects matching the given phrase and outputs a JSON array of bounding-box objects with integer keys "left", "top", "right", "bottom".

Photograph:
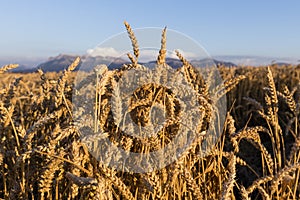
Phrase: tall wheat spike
[
  {"left": 266, "top": 66, "right": 278, "bottom": 111},
  {"left": 157, "top": 27, "right": 167, "bottom": 65},
  {"left": 124, "top": 21, "right": 139, "bottom": 61}
]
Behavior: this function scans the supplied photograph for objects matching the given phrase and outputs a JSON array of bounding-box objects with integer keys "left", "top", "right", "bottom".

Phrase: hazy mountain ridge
[
  {"left": 1, "top": 54, "right": 298, "bottom": 73},
  {"left": 0, "top": 57, "right": 45, "bottom": 73},
  {"left": 9, "top": 54, "right": 237, "bottom": 72},
  {"left": 214, "top": 55, "right": 299, "bottom": 66}
]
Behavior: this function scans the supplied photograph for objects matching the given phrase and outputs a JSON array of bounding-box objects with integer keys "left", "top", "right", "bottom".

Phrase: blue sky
[{"left": 0, "top": 0, "right": 300, "bottom": 60}]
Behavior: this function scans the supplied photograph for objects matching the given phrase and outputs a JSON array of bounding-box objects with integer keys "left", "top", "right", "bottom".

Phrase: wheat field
[{"left": 0, "top": 23, "right": 300, "bottom": 200}]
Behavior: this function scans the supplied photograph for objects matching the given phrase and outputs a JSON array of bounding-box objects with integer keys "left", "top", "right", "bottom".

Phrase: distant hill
[
  {"left": 32, "top": 54, "right": 237, "bottom": 72},
  {"left": 191, "top": 58, "right": 236, "bottom": 68},
  {"left": 9, "top": 54, "right": 298, "bottom": 73},
  {"left": 80, "top": 56, "right": 129, "bottom": 71},
  {"left": 214, "top": 55, "right": 298, "bottom": 66},
  {"left": 10, "top": 65, "right": 37, "bottom": 73},
  {"left": 35, "top": 54, "right": 130, "bottom": 72},
  {"left": 271, "top": 62, "right": 291, "bottom": 67},
  {"left": 0, "top": 57, "right": 44, "bottom": 73},
  {"left": 2, "top": 55, "right": 298, "bottom": 73},
  {"left": 36, "top": 54, "right": 80, "bottom": 72},
  {"left": 146, "top": 58, "right": 183, "bottom": 68},
  {"left": 143, "top": 57, "right": 236, "bottom": 69}
]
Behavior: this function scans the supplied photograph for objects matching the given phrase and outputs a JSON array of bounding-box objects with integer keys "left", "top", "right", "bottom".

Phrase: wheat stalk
[{"left": 124, "top": 21, "right": 139, "bottom": 60}]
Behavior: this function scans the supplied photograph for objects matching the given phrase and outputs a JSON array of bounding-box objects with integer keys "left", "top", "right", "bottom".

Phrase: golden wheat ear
[
  {"left": 175, "top": 49, "right": 189, "bottom": 66},
  {"left": 157, "top": 26, "right": 167, "bottom": 65},
  {"left": 0, "top": 64, "right": 19, "bottom": 74},
  {"left": 124, "top": 21, "right": 139, "bottom": 65}
]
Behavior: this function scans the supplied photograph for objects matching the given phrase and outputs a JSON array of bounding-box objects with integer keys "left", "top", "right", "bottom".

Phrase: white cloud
[
  {"left": 86, "top": 47, "right": 123, "bottom": 57},
  {"left": 137, "top": 49, "right": 159, "bottom": 61},
  {"left": 86, "top": 47, "right": 199, "bottom": 62},
  {"left": 169, "top": 49, "right": 198, "bottom": 60}
]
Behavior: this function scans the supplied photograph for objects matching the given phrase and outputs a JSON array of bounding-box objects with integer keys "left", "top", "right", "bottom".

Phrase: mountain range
[
  {"left": 1, "top": 54, "right": 298, "bottom": 73},
  {"left": 4, "top": 54, "right": 237, "bottom": 73}
]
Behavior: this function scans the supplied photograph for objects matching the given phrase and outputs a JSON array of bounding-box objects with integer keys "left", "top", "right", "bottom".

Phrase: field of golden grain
[{"left": 0, "top": 23, "right": 300, "bottom": 200}]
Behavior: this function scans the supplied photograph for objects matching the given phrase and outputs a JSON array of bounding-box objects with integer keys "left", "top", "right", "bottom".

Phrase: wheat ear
[
  {"left": 157, "top": 27, "right": 167, "bottom": 65},
  {"left": 221, "top": 152, "right": 236, "bottom": 200},
  {"left": 0, "top": 64, "right": 18, "bottom": 74},
  {"left": 124, "top": 21, "right": 139, "bottom": 60},
  {"left": 270, "top": 163, "right": 300, "bottom": 195}
]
